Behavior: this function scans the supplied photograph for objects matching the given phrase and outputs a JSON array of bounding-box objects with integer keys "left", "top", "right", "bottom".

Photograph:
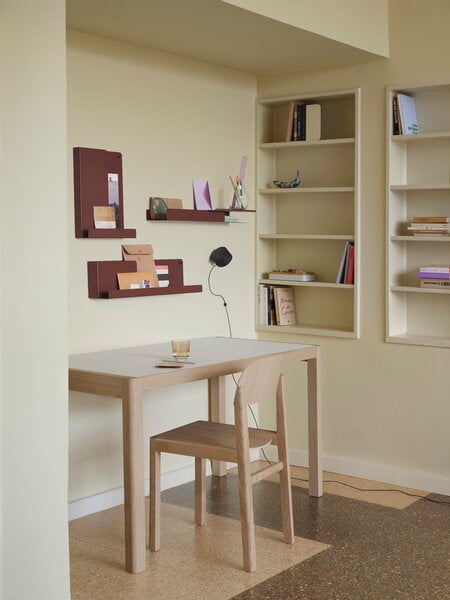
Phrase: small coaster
[{"left": 155, "top": 361, "right": 184, "bottom": 368}]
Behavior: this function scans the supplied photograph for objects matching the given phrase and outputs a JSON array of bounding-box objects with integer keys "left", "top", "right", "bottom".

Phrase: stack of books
[
  {"left": 392, "top": 93, "right": 419, "bottom": 135},
  {"left": 258, "top": 284, "right": 297, "bottom": 326},
  {"left": 268, "top": 269, "right": 315, "bottom": 282},
  {"left": 336, "top": 242, "right": 355, "bottom": 284},
  {"left": 416, "top": 265, "right": 450, "bottom": 289},
  {"left": 282, "top": 103, "right": 321, "bottom": 142},
  {"left": 407, "top": 216, "right": 450, "bottom": 236}
]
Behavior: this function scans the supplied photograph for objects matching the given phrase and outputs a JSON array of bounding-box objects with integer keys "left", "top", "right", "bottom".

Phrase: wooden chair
[{"left": 149, "top": 355, "right": 294, "bottom": 572}]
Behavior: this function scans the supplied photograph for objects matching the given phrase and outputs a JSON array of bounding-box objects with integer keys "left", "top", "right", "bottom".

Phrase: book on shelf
[
  {"left": 258, "top": 284, "right": 269, "bottom": 325},
  {"left": 396, "top": 93, "right": 419, "bottom": 135},
  {"left": 268, "top": 269, "right": 315, "bottom": 282},
  {"left": 408, "top": 225, "right": 450, "bottom": 231},
  {"left": 272, "top": 102, "right": 296, "bottom": 142},
  {"left": 419, "top": 265, "right": 450, "bottom": 273},
  {"left": 268, "top": 285, "right": 277, "bottom": 325},
  {"left": 412, "top": 216, "right": 449, "bottom": 223},
  {"left": 346, "top": 244, "right": 355, "bottom": 284},
  {"left": 336, "top": 241, "right": 354, "bottom": 284},
  {"left": 392, "top": 96, "right": 400, "bottom": 135},
  {"left": 420, "top": 279, "right": 450, "bottom": 288},
  {"left": 274, "top": 287, "right": 296, "bottom": 326},
  {"left": 416, "top": 271, "right": 450, "bottom": 280},
  {"left": 306, "top": 104, "right": 321, "bottom": 141},
  {"left": 412, "top": 232, "right": 449, "bottom": 236}
]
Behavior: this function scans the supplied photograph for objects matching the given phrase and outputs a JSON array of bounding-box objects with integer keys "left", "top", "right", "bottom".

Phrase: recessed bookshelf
[
  {"left": 255, "top": 89, "right": 360, "bottom": 338},
  {"left": 386, "top": 82, "right": 450, "bottom": 347}
]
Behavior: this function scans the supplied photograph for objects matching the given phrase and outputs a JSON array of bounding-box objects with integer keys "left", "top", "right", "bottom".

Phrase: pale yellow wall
[
  {"left": 67, "top": 30, "right": 256, "bottom": 501},
  {"left": 0, "top": 1, "right": 70, "bottom": 599},
  {"left": 258, "top": 0, "right": 450, "bottom": 488},
  {"left": 223, "top": 0, "right": 389, "bottom": 57}
]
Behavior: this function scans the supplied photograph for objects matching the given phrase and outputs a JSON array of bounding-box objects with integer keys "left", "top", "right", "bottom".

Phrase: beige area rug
[{"left": 70, "top": 501, "right": 329, "bottom": 600}]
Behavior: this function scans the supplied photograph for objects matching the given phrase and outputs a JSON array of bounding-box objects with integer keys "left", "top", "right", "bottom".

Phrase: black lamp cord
[
  {"left": 208, "top": 264, "right": 233, "bottom": 339},
  {"left": 247, "top": 406, "right": 449, "bottom": 506},
  {"left": 209, "top": 264, "right": 449, "bottom": 506}
]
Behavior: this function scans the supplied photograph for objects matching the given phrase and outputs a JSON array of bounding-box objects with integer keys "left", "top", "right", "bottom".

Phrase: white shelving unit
[
  {"left": 255, "top": 89, "right": 360, "bottom": 338},
  {"left": 386, "top": 82, "right": 450, "bottom": 348}
]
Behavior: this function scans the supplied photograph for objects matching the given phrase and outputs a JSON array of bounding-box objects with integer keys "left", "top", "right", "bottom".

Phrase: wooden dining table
[{"left": 69, "top": 336, "right": 322, "bottom": 573}]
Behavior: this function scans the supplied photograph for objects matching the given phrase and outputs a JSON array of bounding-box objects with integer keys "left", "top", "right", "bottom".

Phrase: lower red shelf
[{"left": 87, "top": 259, "right": 202, "bottom": 299}]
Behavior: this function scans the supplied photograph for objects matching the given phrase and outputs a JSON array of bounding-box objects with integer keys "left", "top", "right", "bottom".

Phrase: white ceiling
[{"left": 66, "top": 0, "right": 381, "bottom": 76}]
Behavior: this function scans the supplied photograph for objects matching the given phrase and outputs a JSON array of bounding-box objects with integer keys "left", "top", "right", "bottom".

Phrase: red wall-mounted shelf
[
  {"left": 87, "top": 259, "right": 202, "bottom": 299},
  {"left": 146, "top": 208, "right": 255, "bottom": 222},
  {"left": 73, "top": 147, "right": 136, "bottom": 239}
]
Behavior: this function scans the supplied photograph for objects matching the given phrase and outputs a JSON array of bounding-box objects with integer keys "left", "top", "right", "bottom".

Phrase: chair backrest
[{"left": 234, "top": 354, "right": 284, "bottom": 408}]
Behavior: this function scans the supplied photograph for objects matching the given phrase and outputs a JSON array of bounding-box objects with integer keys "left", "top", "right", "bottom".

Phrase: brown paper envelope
[
  {"left": 117, "top": 271, "right": 157, "bottom": 290},
  {"left": 121, "top": 244, "right": 159, "bottom": 287}
]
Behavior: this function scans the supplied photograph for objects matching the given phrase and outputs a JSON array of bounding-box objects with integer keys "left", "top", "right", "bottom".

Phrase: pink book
[{"left": 193, "top": 179, "right": 212, "bottom": 210}]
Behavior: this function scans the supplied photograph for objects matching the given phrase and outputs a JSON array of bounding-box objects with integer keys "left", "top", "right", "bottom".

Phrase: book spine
[
  {"left": 258, "top": 284, "right": 269, "bottom": 325},
  {"left": 419, "top": 266, "right": 450, "bottom": 273},
  {"left": 396, "top": 95, "right": 405, "bottom": 135},
  {"left": 268, "top": 286, "right": 277, "bottom": 325},
  {"left": 293, "top": 105, "right": 298, "bottom": 141},
  {"left": 346, "top": 244, "right": 355, "bottom": 284},
  {"left": 392, "top": 97, "right": 400, "bottom": 135},
  {"left": 420, "top": 279, "right": 450, "bottom": 288},
  {"left": 412, "top": 217, "right": 449, "bottom": 223},
  {"left": 416, "top": 271, "right": 450, "bottom": 279}
]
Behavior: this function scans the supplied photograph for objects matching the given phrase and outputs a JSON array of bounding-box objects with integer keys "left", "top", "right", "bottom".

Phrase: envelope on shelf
[
  {"left": 117, "top": 271, "right": 157, "bottom": 290},
  {"left": 121, "top": 244, "right": 159, "bottom": 287}
]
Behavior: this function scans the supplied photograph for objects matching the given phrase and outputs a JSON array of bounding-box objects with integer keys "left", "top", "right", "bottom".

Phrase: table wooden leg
[
  {"left": 307, "top": 351, "right": 323, "bottom": 497},
  {"left": 208, "top": 376, "right": 227, "bottom": 476},
  {"left": 122, "top": 378, "right": 146, "bottom": 573}
]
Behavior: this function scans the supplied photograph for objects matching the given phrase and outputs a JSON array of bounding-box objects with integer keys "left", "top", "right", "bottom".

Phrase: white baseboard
[
  {"left": 68, "top": 462, "right": 211, "bottom": 521},
  {"left": 263, "top": 447, "right": 450, "bottom": 496},
  {"left": 69, "top": 448, "right": 449, "bottom": 520}
]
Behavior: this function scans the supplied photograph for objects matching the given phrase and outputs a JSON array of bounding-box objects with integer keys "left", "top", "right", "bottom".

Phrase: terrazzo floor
[{"left": 70, "top": 465, "right": 450, "bottom": 600}]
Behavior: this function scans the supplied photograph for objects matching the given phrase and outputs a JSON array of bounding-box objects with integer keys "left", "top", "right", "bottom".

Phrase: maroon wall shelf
[
  {"left": 146, "top": 208, "right": 255, "bottom": 222},
  {"left": 73, "top": 147, "right": 136, "bottom": 238},
  {"left": 87, "top": 259, "right": 202, "bottom": 299}
]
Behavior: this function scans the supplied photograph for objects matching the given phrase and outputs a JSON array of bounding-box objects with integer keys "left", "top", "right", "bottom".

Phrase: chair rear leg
[
  {"left": 149, "top": 440, "right": 161, "bottom": 551},
  {"left": 194, "top": 457, "right": 206, "bottom": 526},
  {"left": 279, "top": 462, "right": 294, "bottom": 544}
]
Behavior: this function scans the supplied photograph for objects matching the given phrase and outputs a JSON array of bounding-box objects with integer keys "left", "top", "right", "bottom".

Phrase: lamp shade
[{"left": 209, "top": 247, "right": 232, "bottom": 268}]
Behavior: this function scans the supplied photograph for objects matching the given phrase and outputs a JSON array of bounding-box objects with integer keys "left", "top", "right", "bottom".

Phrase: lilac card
[{"left": 193, "top": 179, "right": 212, "bottom": 210}]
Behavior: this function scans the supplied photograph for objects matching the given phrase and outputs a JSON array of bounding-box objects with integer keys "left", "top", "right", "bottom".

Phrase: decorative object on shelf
[
  {"left": 73, "top": 146, "right": 136, "bottom": 238},
  {"left": 268, "top": 269, "right": 315, "bottom": 282},
  {"left": 121, "top": 244, "right": 159, "bottom": 287},
  {"left": 148, "top": 197, "right": 183, "bottom": 220},
  {"left": 93, "top": 206, "right": 116, "bottom": 229},
  {"left": 229, "top": 155, "right": 249, "bottom": 209},
  {"left": 193, "top": 179, "right": 212, "bottom": 210},
  {"left": 149, "top": 197, "right": 167, "bottom": 220},
  {"left": 272, "top": 171, "right": 301, "bottom": 188},
  {"left": 208, "top": 246, "right": 233, "bottom": 336}
]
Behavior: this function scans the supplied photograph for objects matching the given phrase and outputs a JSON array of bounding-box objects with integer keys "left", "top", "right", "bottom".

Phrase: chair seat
[{"left": 151, "top": 420, "right": 276, "bottom": 462}]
